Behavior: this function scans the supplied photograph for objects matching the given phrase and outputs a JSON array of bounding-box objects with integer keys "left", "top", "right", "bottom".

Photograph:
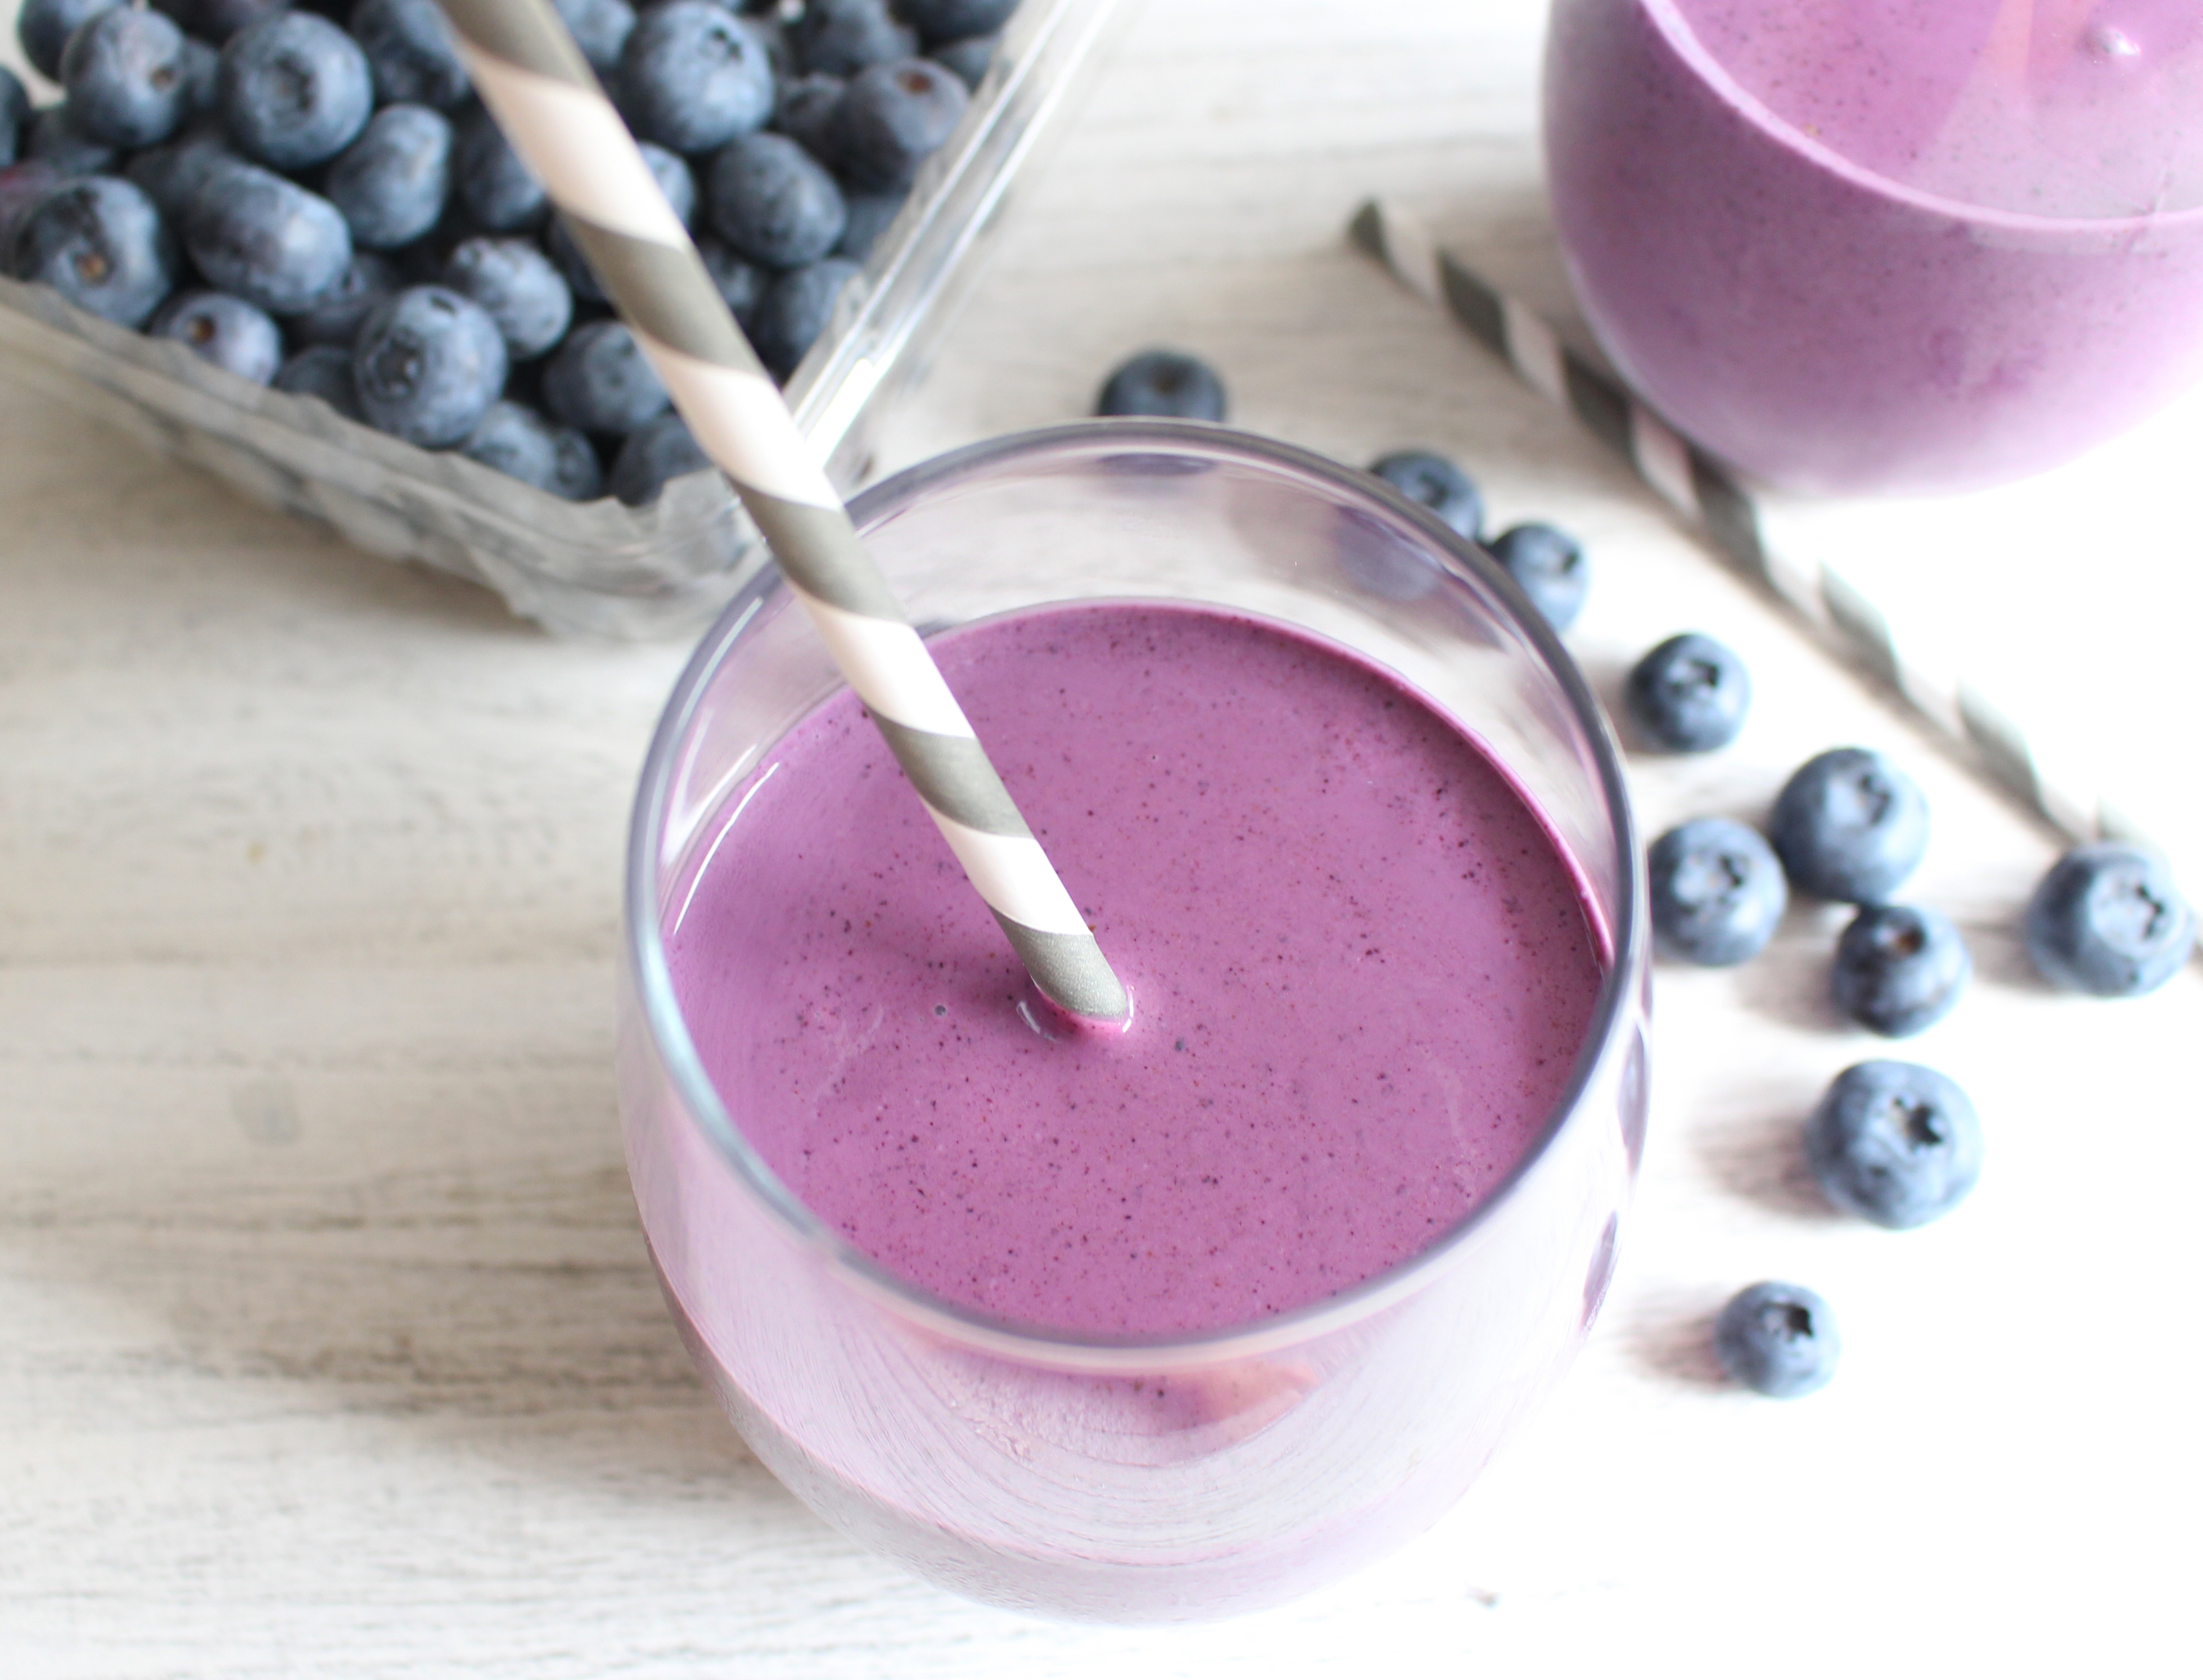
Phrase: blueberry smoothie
[
  {"left": 1545, "top": 0, "right": 2203, "bottom": 493},
  {"left": 663, "top": 600, "right": 1605, "bottom": 1339}
]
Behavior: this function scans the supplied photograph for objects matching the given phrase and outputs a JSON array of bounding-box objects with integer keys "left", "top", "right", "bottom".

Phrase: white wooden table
[{"left": 3, "top": 2, "right": 2197, "bottom": 1673}]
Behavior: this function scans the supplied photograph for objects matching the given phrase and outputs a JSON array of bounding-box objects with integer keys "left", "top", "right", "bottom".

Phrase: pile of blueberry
[{"left": 0, "top": 0, "right": 1010, "bottom": 505}]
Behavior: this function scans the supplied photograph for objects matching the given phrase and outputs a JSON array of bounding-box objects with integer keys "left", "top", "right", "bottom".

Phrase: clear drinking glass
[{"left": 618, "top": 423, "right": 1650, "bottom": 1622}]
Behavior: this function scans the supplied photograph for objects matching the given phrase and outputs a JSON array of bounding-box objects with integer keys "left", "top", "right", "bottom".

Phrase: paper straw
[
  {"left": 437, "top": 0, "right": 1129, "bottom": 1022},
  {"left": 1347, "top": 196, "right": 2201, "bottom": 934}
]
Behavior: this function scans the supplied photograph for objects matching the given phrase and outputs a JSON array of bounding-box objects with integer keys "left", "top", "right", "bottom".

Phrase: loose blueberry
[
  {"left": 273, "top": 341, "right": 363, "bottom": 418},
  {"left": 2023, "top": 843, "right": 2195, "bottom": 997},
  {"left": 178, "top": 36, "right": 220, "bottom": 120},
  {"left": 441, "top": 234, "right": 571, "bottom": 360},
  {"left": 281, "top": 249, "right": 396, "bottom": 346},
  {"left": 460, "top": 398, "right": 571, "bottom": 492},
  {"left": 771, "top": 70, "right": 843, "bottom": 160},
  {"left": 453, "top": 103, "right": 547, "bottom": 233},
  {"left": 16, "top": 0, "right": 121, "bottom": 84},
  {"left": 24, "top": 105, "right": 121, "bottom": 176},
  {"left": 1095, "top": 348, "right": 1226, "bottom": 422},
  {"left": 1713, "top": 1282, "right": 1839, "bottom": 1398},
  {"left": 791, "top": 0, "right": 916, "bottom": 77},
  {"left": 218, "top": 12, "right": 374, "bottom": 171},
  {"left": 553, "top": 0, "right": 636, "bottom": 75},
  {"left": 0, "top": 67, "right": 26, "bottom": 168},
  {"left": 896, "top": 0, "right": 1016, "bottom": 47},
  {"left": 184, "top": 160, "right": 353, "bottom": 314},
  {"left": 748, "top": 254, "right": 860, "bottom": 379},
  {"left": 1626, "top": 632, "right": 1750, "bottom": 752},
  {"left": 610, "top": 409, "right": 708, "bottom": 504},
  {"left": 830, "top": 57, "right": 968, "bottom": 192},
  {"left": 548, "top": 421, "right": 604, "bottom": 500},
  {"left": 352, "top": 283, "right": 507, "bottom": 446},
  {"left": 349, "top": 0, "right": 471, "bottom": 110},
  {"left": 705, "top": 130, "right": 846, "bottom": 267},
  {"left": 149, "top": 287, "right": 283, "bottom": 382},
  {"left": 540, "top": 318, "right": 668, "bottom": 435},
  {"left": 59, "top": 6, "right": 191, "bottom": 150},
  {"left": 697, "top": 234, "right": 765, "bottom": 325},
  {"left": 615, "top": 0, "right": 774, "bottom": 155},
  {"left": 1647, "top": 816, "right": 1787, "bottom": 967},
  {"left": 1487, "top": 522, "right": 1587, "bottom": 633},
  {"left": 324, "top": 103, "right": 452, "bottom": 251},
  {"left": 8, "top": 174, "right": 173, "bottom": 327},
  {"left": 1368, "top": 449, "right": 1481, "bottom": 539},
  {"left": 124, "top": 125, "right": 238, "bottom": 220},
  {"left": 929, "top": 33, "right": 995, "bottom": 91},
  {"left": 834, "top": 187, "right": 902, "bottom": 260},
  {"left": 150, "top": 0, "right": 287, "bottom": 46},
  {"left": 1831, "top": 903, "right": 1970, "bottom": 1037},
  {"left": 1769, "top": 747, "right": 1929, "bottom": 904},
  {"left": 1806, "top": 1060, "right": 1983, "bottom": 1230}
]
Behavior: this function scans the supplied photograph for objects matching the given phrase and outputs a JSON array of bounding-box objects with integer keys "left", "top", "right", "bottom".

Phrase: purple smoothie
[
  {"left": 663, "top": 600, "right": 1605, "bottom": 1340},
  {"left": 1546, "top": 0, "right": 2203, "bottom": 494}
]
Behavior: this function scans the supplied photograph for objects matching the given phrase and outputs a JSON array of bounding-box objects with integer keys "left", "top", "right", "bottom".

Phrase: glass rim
[
  {"left": 1638, "top": 0, "right": 2203, "bottom": 233},
  {"left": 624, "top": 418, "right": 1646, "bottom": 1372}
]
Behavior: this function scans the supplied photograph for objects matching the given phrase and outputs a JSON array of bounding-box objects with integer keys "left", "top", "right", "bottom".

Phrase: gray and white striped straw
[
  {"left": 439, "top": 0, "right": 1129, "bottom": 1021},
  {"left": 1349, "top": 196, "right": 2200, "bottom": 921}
]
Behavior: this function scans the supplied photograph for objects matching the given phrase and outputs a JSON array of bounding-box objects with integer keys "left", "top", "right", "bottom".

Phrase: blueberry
[
  {"left": 610, "top": 409, "right": 707, "bottom": 504},
  {"left": 771, "top": 70, "right": 844, "bottom": 160},
  {"left": 928, "top": 33, "right": 995, "bottom": 91},
  {"left": 2023, "top": 843, "right": 2195, "bottom": 997},
  {"left": 0, "top": 68, "right": 26, "bottom": 169},
  {"left": 280, "top": 248, "right": 395, "bottom": 346},
  {"left": 1487, "top": 522, "right": 1587, "bottom": 633},
  {"left": 547, "top": 422, "right": 604, "bottom": 500},
  {"left": 835, "top": 187, "right": 902, "bottom": 260},
  {"left": 830, "top": 57, "right": 967, "bottom": 191},
  {"left": 349, "top": 0, "right": 471, "bottom": 110},
  {"left": 1769, "top": 748, "right": 1929, "bottom": 904},
  {"left": 178, "top": 36, "right": 220, "bottom": 120},
  {"left": 705, "top": 130, "right": 845, "bottom": 267},
  {"left": 1807, "top": 1060, "right": 1982, "bottom": 1230},
  {"left": 59, "top": 6, "right": 191, "bottom": 150},
  {"left": 149, "top": 0, "right": 288, "bottom": 46},
  {"left": 540, "top": 318, "right": 667, "bottom": 435},
  {"left": 273, "top": 341, "right": 363, "bottom": 417},
  {"left": 1626, "top": 632, "right": 1750, "bottom": 753},
  {"left": 352, "top": 283, "right": 507, "bottom": 446},
  {"left": 324, "top": 104, "right": 451, "bottom": 251},
  {"left": 16, "top": 0, "right": 121, "bottom": 83},
  {"left": 895, "top": 0, "right": 1016, "bottom": 47},
  {"left": 1095, "top": 348, "right": 1226, "bottom": 422},
  {"left": 452, "top": 103, "right": 547, "bottom": 233},
  {"left": 1647, "top": 816, "right": 1787, "bottom": 967},
  {"left": 553, "top": 0, "right": 636, "bottom": 75},
  {"left": 124, "top": 125, "right": 238, "bottom": 220},
  {"left": 749, "top": 254, "right": 859, "bottom": 380},
  {"left": 639, "top": 139, "right": 699, "bottom": 228},
  {"left": 184, "top": 161, "right": 353, "bottom": 314},
  {"left": 24, "top": 104, "right": 121, "bottom": 176},
  {"left": 697, "top": 234, "right": 765, "bottom": 325},
  {"left": 219, "top": 12, "right": 374, "bottom": 171},
  {"left": 0, "top": 163, "right": 62, "bottom": 255},
  {"left": 615, "top": 1, "right": 773, "bottom": 155},
  {"left": 461, "top": 398, "right": 581, "bottom": 494},
  {"left": 1367, "top": 448, "right": 1480, "bottom": 539},
  {"left": 1713, "top": 1282, "right": 1839, "bottom": 1398},
  {"left": 791, "top": 0, "right": 915, "bottom": 77},
  {"left": 8, "top": 174, "right": 173, "bottom": 327},
  {"left": 441, "top": 234, "right": 571, "bottom": 360},
  {"left": 148, "top": 287, "right": 283, "bottom": 382},
  {"left": 1831, "top": 903, "right": 1970, "bottom": 1037}
]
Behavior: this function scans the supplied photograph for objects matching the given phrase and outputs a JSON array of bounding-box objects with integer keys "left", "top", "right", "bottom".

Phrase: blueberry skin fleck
[
  {"left": 274, "top": 342, "right": 364, "bottom": 417},
  {"left": 453, "top": 103, "right": 547, "bottom": 233},
  {"left": 749, "top": 254, "right": 860, "bottom": 379},
  {"left": 540, "top": 318, "right": 669, "bottom": 435},
  {"left": 150, "top": 287, "right": 283, "bottom": 383},
  {"left": 791, "top": 0, "right": 917, "bottom": 77},
  {"left": 219, "top": 12, "right": 374, "bottom": 171},
  {"left": 1627, "top": 632, "right": 1750, "bottom": 752},
  {"left": 553, "top": 0, "right": 636, "bottom": 75},
  {"left": 1095, "top": 349, "right": 1226, "bottom": 422},
  {"left": 24, "top": 104, "right": 121, "bottom": 176},
  {"left": 1647, "top": 816, "right": 1787, "bottom": 967},
  {"left": 1807, "top": 1060, "right": 1983, "bottom": 1230},
  {"left": 1831, "top": 903, "right": 1971, "bottom": 1037},
  {"left": 17, "top": 0, "right": 121, "bottom": 83},
  {"left": 0, "top": 67, "right": 27, "bottom": 168},
  {"left": 184, "top": 161, "right": 353, "bottom": 314},
  {"left": 898, "top": 0, "right": 1016, "bottom": 48},
  {"left": 706, "top": 130, "right": 846, "bottom": 267},
  {"left": 771, "top": 71, "right": 845, "bottom": 161},
  {"left": 615, "top": 1, "right": 774, "bottom": 156},
  {"left": 441, "top": 235, "right": 571, "bottom": 360},
  {"left": 1769, "top": 747, "right": 1929, "bottom": 904},
  {"left": 280, "top": 249, "right": 396, "bottom": 347},
  {"left": 1487, "top": 521, "right": 1588, "bottom": 633},
  {"left": 610, "top": 409, "right": 708, "bottom": 504},
  {"left": 697, "top": 234, "right": 765, "bottom": 325},
  {"left": 1714, "top": 1282, "right": 1839, "bottom": 1398},
  {"left": 60, "top": 6, "right": 191, "bottom": 150},
  {"left": 834, "top": 187, "right": 902, "bottom": 259},
  {"left": 929, "top": 33, "right": 995, "bottom": 91},
  {"left": 2024, "top": 843, "right": 2195, "bottom": 997},
  {"left": 8, "top": 175, "right": 174, "bottom": 328},
  {"left": 352, "top": 283, "right": 508, "bottom": 446},
  {"left": 349, "top": 0, "right": 472, "bottom": 110},
  {"left": 324, "top": 103, "right": 452, "bottom": 251},
  {"left": 1368, "top": 449, "right": 1482, "bottom": 539},
  {"left": 830, "top": 57, "right": 968, "bottom": 191}
]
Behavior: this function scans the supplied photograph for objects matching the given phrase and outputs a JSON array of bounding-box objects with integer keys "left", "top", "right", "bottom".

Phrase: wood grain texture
[{"left": 1, "top": 1, "right": 2196, "bottom": 1673}]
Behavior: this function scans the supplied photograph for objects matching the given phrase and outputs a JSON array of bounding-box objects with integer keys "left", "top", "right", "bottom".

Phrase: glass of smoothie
[
  {"left": 619, "top": 422, "right": 1649, "bottom": 1622},
  {"left": 1545, "top": 0, "right": 2203, "bottom": 495}
]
